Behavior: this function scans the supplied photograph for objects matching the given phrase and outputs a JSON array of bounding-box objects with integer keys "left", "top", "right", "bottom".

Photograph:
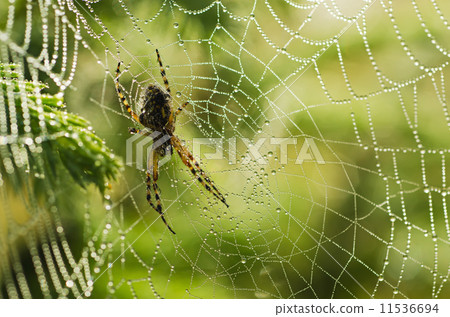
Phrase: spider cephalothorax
[{"left": 115, "top": 49, "right": 229, "bottom": 234}]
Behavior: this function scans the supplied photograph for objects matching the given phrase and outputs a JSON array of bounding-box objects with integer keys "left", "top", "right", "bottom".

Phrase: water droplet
[{"left": 66, "top": 280, "right": 74, "bottom": 288}]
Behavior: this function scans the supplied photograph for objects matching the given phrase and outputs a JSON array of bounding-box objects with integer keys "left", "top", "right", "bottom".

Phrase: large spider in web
[{"left": 115, "top": 49, "right": 229, "bottom": 234}]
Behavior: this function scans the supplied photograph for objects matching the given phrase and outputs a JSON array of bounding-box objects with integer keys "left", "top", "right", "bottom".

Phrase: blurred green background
[{"left": 1, "top": 0, "right": 449, "bottom": 298}]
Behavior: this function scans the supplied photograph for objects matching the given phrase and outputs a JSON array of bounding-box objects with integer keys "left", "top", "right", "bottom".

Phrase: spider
[{"left": 115, "top": 49, "right": 229, "bottom": 234}]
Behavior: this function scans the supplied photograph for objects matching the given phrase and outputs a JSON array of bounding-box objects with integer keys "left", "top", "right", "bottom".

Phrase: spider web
[{"left": 1, "top": 0, "right": 450, "bottom": 299}]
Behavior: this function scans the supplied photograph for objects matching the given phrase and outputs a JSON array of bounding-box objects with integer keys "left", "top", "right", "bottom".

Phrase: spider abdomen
[{"left": 139, "top": 84, "right": 173, "bottom": 133}]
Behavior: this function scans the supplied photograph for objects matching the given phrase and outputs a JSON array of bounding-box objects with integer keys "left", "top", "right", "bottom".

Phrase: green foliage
[{"left": 0, "top": 63, "right": 122, "bottom": 193}]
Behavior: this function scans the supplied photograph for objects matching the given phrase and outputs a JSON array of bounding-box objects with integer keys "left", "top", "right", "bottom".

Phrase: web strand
[{"left": 1, "top": 0, "right": 449, "bottom": 299}]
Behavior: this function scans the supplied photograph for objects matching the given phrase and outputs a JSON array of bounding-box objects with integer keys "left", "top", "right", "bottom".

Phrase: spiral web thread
[{"left": 0, "top": 0, "right": 449, "bottom": 298}]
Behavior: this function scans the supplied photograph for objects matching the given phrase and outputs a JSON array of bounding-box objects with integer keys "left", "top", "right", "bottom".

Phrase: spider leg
[
  {"left": 174, "top": 101, "right": 190, "bottom": 117},
  {"left": 155, "top": 49, "right": 171, "bottom": 94},
  {"left": 128, "top": 127, "right": 151, "bottom": 136},
  {"left": 146, "top": 155, "right": 176, "bottom": 234},
  {"left": 115, "top": 62, "right": 141, "bottom": 124},
  {"left": 164, "top": 101, "right": 190, "bottom": 131},
  {"left": 171, "top": 136, "right": 229, "bottom": 208},
  {"left": 129, "top": 127, "right": 175, "bottom": 233}
]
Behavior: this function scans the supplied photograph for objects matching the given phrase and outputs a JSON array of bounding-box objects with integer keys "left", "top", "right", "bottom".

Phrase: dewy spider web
[{"left": 1, "top": 0, "right": 449, "bottom": 299}]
